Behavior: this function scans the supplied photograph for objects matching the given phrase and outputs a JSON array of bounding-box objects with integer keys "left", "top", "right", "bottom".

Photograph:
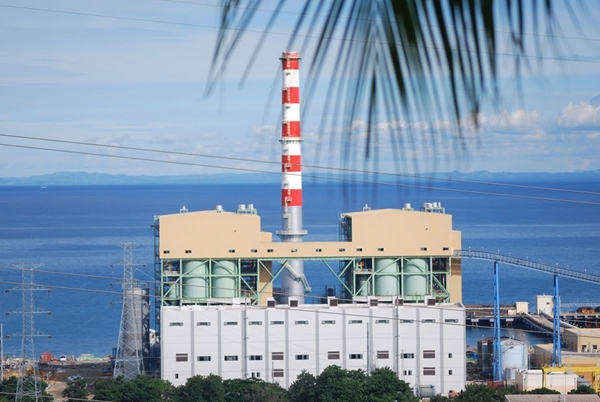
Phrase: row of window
[
  {"left": 170, "top": 318, "right": 458, "bottom": 327},
  {"left": 402, "top": 368, "right": 452, "bottom": 376},
  {"left": 164, "top": 247, "right": 392, "bottom": 255},
  {"left": 176, "top": 351, "right": 395, "bottom": 362}
]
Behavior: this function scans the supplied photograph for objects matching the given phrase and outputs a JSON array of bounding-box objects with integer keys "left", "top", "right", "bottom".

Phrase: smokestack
[{"left": 277, "top": 51, "right": 307, "bottom": 304}]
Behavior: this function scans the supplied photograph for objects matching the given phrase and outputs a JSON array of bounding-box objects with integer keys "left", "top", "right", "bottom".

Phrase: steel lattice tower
[
  {"left": 113, "top": 243, "right": 147, "bottom": 380},
  {"left": 11, "top": 264, "right": 50, "bottom": 402}
]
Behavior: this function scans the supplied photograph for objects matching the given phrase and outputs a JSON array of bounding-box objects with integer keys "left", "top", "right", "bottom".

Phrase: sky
[{"left": 1, "top": 0, "right": 600, "bottom": 178}]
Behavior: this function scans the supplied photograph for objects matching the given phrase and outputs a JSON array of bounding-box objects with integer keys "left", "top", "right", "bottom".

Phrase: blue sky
[{"left": 1, "top": 0, "right": 600, "bottom": 178}]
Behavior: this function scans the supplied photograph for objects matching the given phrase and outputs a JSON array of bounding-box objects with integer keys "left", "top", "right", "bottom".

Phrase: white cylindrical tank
[
  {"left": 182, "top": 260, "right": 209, "bottom": 299},
  {"left": 403, "top": 258, "right": 428, "bottom": 298},
  {"left": 374, "top": 258, "right": 398, "bottom": 296},
  {"left": 502, "top": 338, "right": 528, "bottom": 370},
  {"left": 212, "top": 260, "right": 238, "bottom": 298}
]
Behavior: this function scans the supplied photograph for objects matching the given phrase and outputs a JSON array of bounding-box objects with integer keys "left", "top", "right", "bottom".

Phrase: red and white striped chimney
[{"left": 277, "top": 51, "right": 307, "bottom": 303}]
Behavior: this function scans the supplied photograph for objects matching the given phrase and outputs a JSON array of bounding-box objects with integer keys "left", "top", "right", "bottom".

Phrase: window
[
  {"left": 321, "top": 320, "right": 335, "bottom": 325},
  {"left": 315, "top": 248, "right": 322, "bottom": 252},
  {"left": 423, "top": 319, "right": 436, "bottom": 323},
  {"left": 176, "top": 354, "right": 188, "bottom": 362},
  {"left": 273, "top": 369, "right": 284, "bottom": 378},
  {"left": 270, "top": 321, "right": 284, "bottom": 325},
  {"left": 400, "top": 319, "right": 414, "bottom": 323},
  {"left": 328, "top": 351, "right": 340, "bottom": 360},
  {"left": 251, "top": 249, "right": 257, "bottom": 253},
  {"left": 339, "top": 248, "right": 346, "bottom": 252},
  {"left": 249, "top": 355, "right": 263, "bottom": 361},
  {"left": 267, "top": 249, "right": 273, "bottom": 253},
  {"left": 224, "top": 355, "right": 238, "bottom": 361},
  {"left": 443, "top": 247, "right": 449, "bottom": 251},
  {"left": 295, "top": 355, "right": 309, "bottom": 360},
  {"left": 444, "top": 319, "right": 458, "bottom": 323},
  {"left": 272, "top": 352, "right": 284, "bottom": 360},
  {"left": 448, "top": 353, "right": 453, "bottom": 358},
  {"left": 404, "top": 370, "right": 412, "bottom": 376},
  {"left": 228, "top": 249, "right": 235, "bottom": 253},
  {"left": 423, "top": 350, "right": 435, "bottom": 359},
  {"left": 163, "top": 250, "right": 170, "bottom": 254},
  {"left": 349, "top": 354, "right": 363, "bottom": 360},
  {"left": 291, "top": 248, "right": 298, "bottom": 252},
  {"left": 449, "top": 370, "right": 453, "bottom": 375},
  {"left": 423, "top": 367, "right": 436, "bottom": 376},
  {"left": 170, "top": 322, "right": 183, "bottom": 327},
  {"left": 377, "top": 351, "right": 389, "bottom": 359},
  {"left": 224, "top": 321, "right": 238, "bottom": 326},
  {"left": 376, "top": 319, "right": 389, "bottom": 324},
  {"left": 295, "top": 320, "right": 309, "bottom": 325},
  {"left": 197, "top": 356, "right": 211, "bottom": 362},
  {"left": 349, "top": 320, "right": 363, "bottom": 324},
  {"left": 197, "top": 322, "right": 211, "bottom": 326},
  {"left": 401, "top": 353, "right": 414, "bottom": 359},
  {"left": 249, "top": 321, "right": 262, "bottom": 326},
  {"left": 377, "top": 248, "right": 384, "bottom": 251},
  {"left": 185, "top": 250, "right": 192, "bottom": 254},
  {"left": 356, "top": 248, "right": 363, "bottom": 252},
  {"left": 420, "top": 247, "right": 428, "bottom": 251}
]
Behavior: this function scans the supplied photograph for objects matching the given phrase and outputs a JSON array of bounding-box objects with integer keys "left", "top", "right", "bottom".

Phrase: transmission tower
[
  {"left": 8, "top": 264, "right": 51, "bottom": 402},
  {"left": 113, "top": 243, "right": 148, "bottom": 380}
]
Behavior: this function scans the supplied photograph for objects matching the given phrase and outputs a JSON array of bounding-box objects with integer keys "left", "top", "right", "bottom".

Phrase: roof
[{"left": 505, "top": 395, "right": 600, "bottom": 402}]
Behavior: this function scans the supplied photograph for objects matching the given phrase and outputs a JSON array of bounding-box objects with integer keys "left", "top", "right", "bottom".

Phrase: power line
[
  {"left": 158, "top": 0, "right": 600, "bottom": 45},
  {"left": 1, "top": 141, "right": 599, "bottom": 206},
  {"left": 1, "top": 3, "right": 600, "bottom": 66},
  {"left": 2, "top": 133, "right": 599, "bottom": 197}
]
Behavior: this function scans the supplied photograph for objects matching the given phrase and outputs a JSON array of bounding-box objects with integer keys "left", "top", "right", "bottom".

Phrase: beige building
[{"left": 157, "top": 204, "right": 462, "bottom": 307}]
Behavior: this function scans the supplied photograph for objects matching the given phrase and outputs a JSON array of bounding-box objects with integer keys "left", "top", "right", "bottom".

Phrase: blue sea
[{"left": 0, "top": 179, "right": 599, "bottom": 357}]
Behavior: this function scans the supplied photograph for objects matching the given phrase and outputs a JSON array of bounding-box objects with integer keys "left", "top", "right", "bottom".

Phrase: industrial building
[{"left": 153, "top": 52, "right": 466, "bottom": 396}]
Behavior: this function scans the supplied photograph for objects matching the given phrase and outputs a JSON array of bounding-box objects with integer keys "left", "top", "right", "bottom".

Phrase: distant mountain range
[{"left": 0, "top": 170, "right": 599, "bottom": 186}]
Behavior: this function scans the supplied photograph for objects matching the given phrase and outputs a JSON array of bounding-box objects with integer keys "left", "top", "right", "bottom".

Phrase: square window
[
  {"left": 349, "top": 354, "right": 363, "bottom": 360},
  {"left": 449, "top": 370, "right": 453, "bottom": 375},
  {"left": 327, "top": 351, "right": 340, "bottom": 360},
  {"left": 423, "top": 350, "right": 435, "bottom": 359},
  {"left": 272, "top": 352, "right": 284, "bottom": 360},
  {"left": 423, "top": 367, "right": 436, "bottom": 376},
  {"left": 273, "top": 369, "right": 284, "bottom": 378},
  {"left": 249, "top": 355, "right": 262, "bottom": 361}
]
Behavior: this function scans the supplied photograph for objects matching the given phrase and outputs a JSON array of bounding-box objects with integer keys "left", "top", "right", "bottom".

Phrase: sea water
[{"left": 0, "top": 179, "right": 598, "bottom": 357}]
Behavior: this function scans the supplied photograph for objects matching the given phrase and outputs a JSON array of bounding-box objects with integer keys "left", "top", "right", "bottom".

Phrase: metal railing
[{"left": 454, "top": 249, "right": 600, "bottom": 285}]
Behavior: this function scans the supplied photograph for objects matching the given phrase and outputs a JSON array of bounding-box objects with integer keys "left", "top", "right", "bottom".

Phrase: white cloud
[
  {"left": 481, "top": 109, "right": 541, "bottom": 130},
  {"left": 558, "top": 101, "right": 600, "bottom": 129}
]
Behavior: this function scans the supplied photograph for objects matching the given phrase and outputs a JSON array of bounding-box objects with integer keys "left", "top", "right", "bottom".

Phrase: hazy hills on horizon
[{"left": 0, "top": 170, "right": 599, "bottom": 186}]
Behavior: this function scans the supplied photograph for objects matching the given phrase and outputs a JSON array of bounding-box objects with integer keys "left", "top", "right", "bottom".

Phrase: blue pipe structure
[
  {"left": 493, "top": 261, "right": 503, "bottom": 382},
  {"left": 552, "top": 274, "right": 562, "bottom": 366}
]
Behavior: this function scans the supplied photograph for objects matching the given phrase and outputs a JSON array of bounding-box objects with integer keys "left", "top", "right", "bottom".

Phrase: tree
[
  {"left": 210, "top": 1, "right": 578, "bottom": 171},
  {"left": 62, "top": 377, "right": 91, "bottom": 402},
  {"left": 93, "top": 375, "right": 175, "bottom": 402},
  {"left": 314, "top": 365, "right": 365, "bottom": 402},
  {"left": 287, "top": 371, "right": 316, "bottom": 402},
  {"left": 223, "top": 377, "right": 286, "bottom": 402},
  {"left": 526, "top": 387, "right": 560, "bottom": 394},
  {"left": 364, "top": 367, "right": 418, "bottom": 402},
  {"left": 568, "top": 385, "right": 597, "bottom": 394},
  {"left": 176, "top": 374, "right": 224, "bottom": 402},
  {"left": 455, "top": 383, "right": 504, "bottom": 402}
]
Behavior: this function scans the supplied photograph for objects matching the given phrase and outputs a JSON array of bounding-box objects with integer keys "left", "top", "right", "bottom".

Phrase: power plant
[{"left": 152, "top": 52, "right": 466, "bottom": 397}]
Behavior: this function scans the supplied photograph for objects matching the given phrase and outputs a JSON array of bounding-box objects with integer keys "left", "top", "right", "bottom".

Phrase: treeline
[{"left": 0, "top": 369, "right": 597, "bottom": 402}]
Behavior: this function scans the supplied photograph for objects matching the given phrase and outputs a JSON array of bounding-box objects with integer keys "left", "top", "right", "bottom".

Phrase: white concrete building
[{"left": 161, "top": 298, "right": 466, "bottom": 395}]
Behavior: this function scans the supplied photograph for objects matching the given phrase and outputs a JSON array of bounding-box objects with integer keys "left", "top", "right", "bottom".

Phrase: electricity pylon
[
  {"left": 113, "top": 243, "right": 148, "bottom": 380},
  {"left": 8, "top": 264, "right": 51, "bottom": 402}
]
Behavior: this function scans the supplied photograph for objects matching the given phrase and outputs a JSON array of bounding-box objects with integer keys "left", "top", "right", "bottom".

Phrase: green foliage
[
  {"left": 429, "top": 395, "right": 451, "bottom": 402},
  {"left": 526, "top": 387, "right": 560, "bottom": 394},
  {"left": 286, "top": 371, "right": 316, "bottom": 402},
  {"left": 568, "top": 385, "right": 597, "bottom": 394},
  {"left": 176, "top": 374, "right": 224, "bottom": 402},
  {"left": 94, "top": 375, "right": 174, "bottom": 402},
  {"left": 0, "top": 375, "right": 50, "bottom": 402},
  {"left": 455, "top": 383, "right": 504, "bottom": 402},
  {"left": 63, "top": 377, "right": 91, "bottom": 402},
  {"left": 223, "top": 377, "right": 286, "bottom": 402},
  {"left": 364, "top": 367, "right": 419, "bottom": 402}
]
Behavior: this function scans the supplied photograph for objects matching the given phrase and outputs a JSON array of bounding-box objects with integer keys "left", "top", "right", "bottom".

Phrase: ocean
[{"left": 0, "top": 179, "right": 599, "bottom": 357}]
